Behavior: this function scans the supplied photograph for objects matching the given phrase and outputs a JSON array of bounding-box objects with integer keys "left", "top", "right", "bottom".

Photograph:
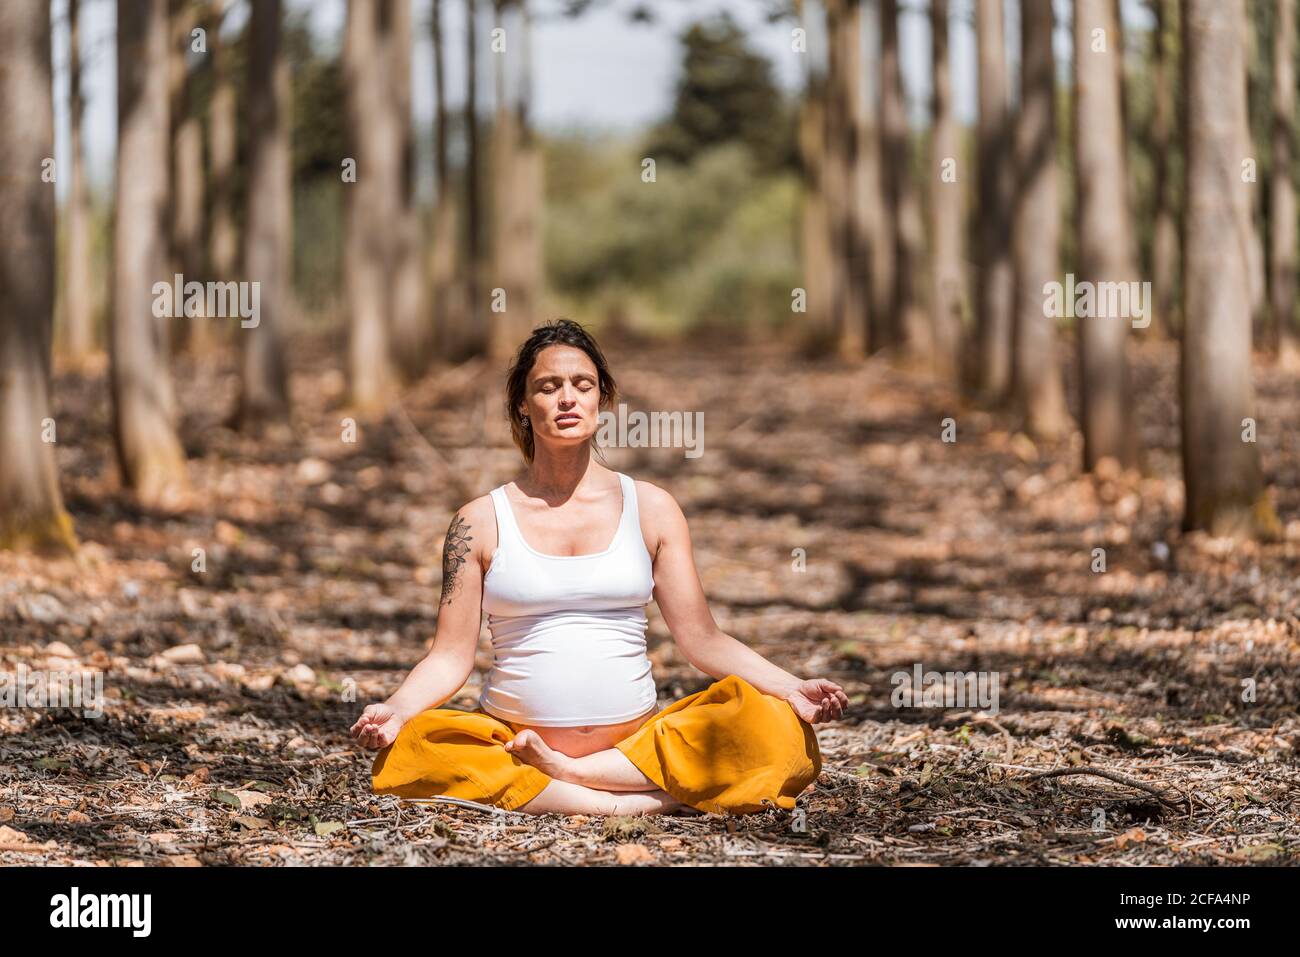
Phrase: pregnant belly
[{"left": 506, "top": 704, "right": 659, "bottom": 758}]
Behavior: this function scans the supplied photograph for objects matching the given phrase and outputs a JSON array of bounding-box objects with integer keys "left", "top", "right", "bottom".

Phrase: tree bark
[
  {"left": 974, "top": 0, "right": 1014, "bottom": 400},
  {"left": 1149, "top": 0, "right": 1178, "bottom": 339},
  {"left": 389, "top": 0, "right": 432, "bottom": 378},
  {"left": 63, "top": 0, "right": 96, "bottom": 364},
  {"left": 461, "top": 0, "right": 485, "bottom": 358},
  {"left": 1270, "top": 0, "right": 1300, "bottom": 365},
  {"left": 1180, "top": 0, "right": 1278, "bottom": 539},
  {"left": 489, "top": 0, "right": 543, "bottom": 361},
  {"left": 879, "top": 0, "right": 927, "bottom": 360},
  {"left": 344, "top": 0, "right": 396, "bottom": 411},
  {"left": 1073, "top": 0, "right": 1138, "bottom": 470},
  {"left": 238, "top": 0, "right": 292, "bottom": 427},
  {"left": 1011, "top": 0, "right": 1072, "bottom": 440},
  {"left": 208, "top": 1, "right": 238, "bottom": 289},
  {"left": 111, "top": 0, "right": 189, "bottom": 508},
  {"left": 928, "top": 0, "right": 963, "bottom": 382},
  {"left": 169, "top": 0, "right": 208, "bottom": 355},
  {"left": 0, "top": 0, "right": 77, "bottom": 553},
  {"left": 824, "top": 0, "right": 867, "bottom": 360},
  {"left": 429, "top": 0, "right": 460, "bottom": 351},
  {"left": 796, "top": 0, "right": 834, "bottom": 348}
]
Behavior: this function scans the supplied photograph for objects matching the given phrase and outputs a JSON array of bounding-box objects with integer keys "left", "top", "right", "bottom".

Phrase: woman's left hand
[{"left": 785, "top": 678, "right": 849, "bottom": 724}]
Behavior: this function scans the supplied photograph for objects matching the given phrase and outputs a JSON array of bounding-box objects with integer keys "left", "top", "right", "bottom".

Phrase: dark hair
[{"left": 505, "top": 319, "right": 618, "bottom": 464}]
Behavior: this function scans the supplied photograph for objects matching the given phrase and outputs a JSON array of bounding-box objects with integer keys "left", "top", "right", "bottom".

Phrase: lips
[{"left": 555, "top": 413, "right": 581, "bottom": 425}]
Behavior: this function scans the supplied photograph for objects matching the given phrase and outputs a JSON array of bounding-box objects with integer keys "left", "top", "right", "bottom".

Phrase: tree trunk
[
  {"left": 429, "top": 0, "right": 459, "bottom": 357},
  {"left": 489, "top": 0, "right": 543, "bottom": 360},
  {"left": 461, "top": 0, "right": 485, "bottom": 358},
  {"left": 824, "top": 0, "right": 867, "bottom": 360},
  {"left": 796, "top": 0, "right": 834, "bottom": 348},
  {"left": 169, "top": 0, "right": 208, "bottom": 356},
  {"left": 389, "top": 0, "right": 431, "bottom": 378},
  {"left": 63, "top": 0, "right": 96, "bottom": 364},
  {"left": 974, "top": 0, "right": 1014, "bottom": 400},
  {"left": 238, "top": 0, "right": 292, "bottom": 427},
  {"left": 208, "top": 1, "right": 238, "bottom": 290},
  {"left": 1270, "top": 0, "right": 1300, "bottom": 365},
  {"left": 344, "top": 0, "right": 396, "bottom": 411},
  {"left": 1073, "top": 0, "right": 1138, "bottom": 470},
  {"left": 0, "top": 0, "right": 77, "bottom": 553},
  {"left": 1011, "top": 0, "right": 1072, "bottom": 440},
  {"left": 1180, "top": 0, "right": 1278, "bottom": 540},
  {"left": 928, "top": 0, "right": 962, "bottom": 382},
  {"left": 112, "top": 0, "right": 188, "bottom": 507},
  {"left": 1149, "top": 0, "right": 1178, "bottom": 339},
  {"left": 879, "top": 0, "right": 927, "bottom": 360}
]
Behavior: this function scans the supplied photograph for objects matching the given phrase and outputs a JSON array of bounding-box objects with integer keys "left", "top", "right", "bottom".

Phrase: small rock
[
  {"left": 295, "top": 458, "right": 331, "bottom": 486},
  {"left": 284, "top": 664, "right": 316, "bottom": 685},
  {"left": 43, "top": 641, "right": 77, "bottom": 660},
  {"left": 160, "top": 643, "right": 205, "bottom": 665}
]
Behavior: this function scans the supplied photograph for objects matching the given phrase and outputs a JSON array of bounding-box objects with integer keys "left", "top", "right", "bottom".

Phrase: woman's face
[{"left": 520, "top": 344, "right": 603, "bottom": 452}]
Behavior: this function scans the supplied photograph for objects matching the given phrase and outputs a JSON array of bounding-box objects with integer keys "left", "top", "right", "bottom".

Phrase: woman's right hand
[{"left": 351, "top": 703, "right": 405, "bottom": 749}]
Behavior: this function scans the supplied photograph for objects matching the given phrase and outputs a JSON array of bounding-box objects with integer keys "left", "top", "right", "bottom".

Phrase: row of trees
[
  {"left": 2, "top": 0, "right": 547, "bottom": 555},
  {"left": 797, "top": 0, "right": 1285, "bottom": 540}
]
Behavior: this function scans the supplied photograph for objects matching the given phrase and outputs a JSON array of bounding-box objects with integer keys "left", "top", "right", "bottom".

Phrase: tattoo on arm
[{"left": 440, "top": 514, "right": 474, "bottom": 606}]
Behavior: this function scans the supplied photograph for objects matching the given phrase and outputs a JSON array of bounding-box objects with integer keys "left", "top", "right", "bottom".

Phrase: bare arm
[
  {"left": 351, "top": 497, "right": 492, "bottom": 748},
  {"left": 639, "top": 481, "right": 848, "bottom": 724}
]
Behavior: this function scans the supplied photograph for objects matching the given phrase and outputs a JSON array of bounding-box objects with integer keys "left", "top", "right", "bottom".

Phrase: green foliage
[
  {"left": 643, "top": 12, "right": 796, "bottom": 174},
  {"left": 544, "top": 139, "right": 799, "bottom": 336}
]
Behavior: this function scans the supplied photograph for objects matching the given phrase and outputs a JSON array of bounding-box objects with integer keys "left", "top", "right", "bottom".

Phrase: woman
[{"left": 352, "top": 319, "right": 847, "bottom": 816}]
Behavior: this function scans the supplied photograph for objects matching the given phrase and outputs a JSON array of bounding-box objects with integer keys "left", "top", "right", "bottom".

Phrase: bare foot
[{"left": 504, "top": 729, "right": 577, "bottom": 781}]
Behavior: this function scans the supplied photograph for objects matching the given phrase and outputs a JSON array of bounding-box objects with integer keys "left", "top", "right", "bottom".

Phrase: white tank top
[{"left": 477, "top": 471, "right": 659, "bottom": 726}]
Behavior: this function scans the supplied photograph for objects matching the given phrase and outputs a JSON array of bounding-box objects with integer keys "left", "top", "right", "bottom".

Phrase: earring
[{"left": 521, "top": 413, "right": 530, "bottom": 427}]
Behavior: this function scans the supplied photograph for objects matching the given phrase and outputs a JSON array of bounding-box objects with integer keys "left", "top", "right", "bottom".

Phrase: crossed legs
[{"left": 506, "top": 729, "right": 698, "bottom": 816}]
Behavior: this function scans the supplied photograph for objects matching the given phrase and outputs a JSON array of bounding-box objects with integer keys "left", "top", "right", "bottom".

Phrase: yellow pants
[{"left": 371, "top": 674, "right": 823, "bottom": 814}]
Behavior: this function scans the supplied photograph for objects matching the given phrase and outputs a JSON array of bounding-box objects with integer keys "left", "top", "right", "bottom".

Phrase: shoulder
[
  {"left": 633, "top": 479, "right": 689, "bottom": 535},
  {"left": 444, "top": 494, "right": 496, "bottom": 552}
]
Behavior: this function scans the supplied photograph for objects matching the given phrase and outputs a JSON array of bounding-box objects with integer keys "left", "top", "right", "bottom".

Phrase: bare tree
[
  {"left": 429, "top": 0, "right": 460, "bottom": 354},
  {"left": 489, "top": 0, "right": 544, "bottom": 360},
  {"left": 62, "top": 0, "right": 96, "bottom": 363},
  {"left": 1180, "top": 0, "right": 1278, "bottom": 539},
  {"left": 111, "top": 0, "right": 189, "bottom": 506},
  {"left": 1010, "top": 0, "right": 1071, "bottom": 440},
  {"left": 344, "top": 0, "right": 396, "bottom": 410},
  {"left": 0, "top": 0, "right": 77, "bottom": 553},
  {"left": 1270, "top": 0, "right": 1300, "bottom": 365},
  {"left": 238, "top": 0, "right": 292, "bottom": 426},
  {"left": 795, "top": 0, "right": 835, "bottom": 345},
  {"left": 1148, "top": 0, "right": 1178, "bottom": 338},
  {"left": 824, "top": 0, "right": 867, "bottom": 359},
  {"left": 208, "top": 1, "right": 238, "bottom": 289},
  {"left": 389, "top": 0, "right": 432, "bottom": 377},
  {"left": 169, "top": 0, "right": 208, "bottom": 355},
  {"left": 974, "top": 0, "right": 1014, "bottom": 399},
  {"left": 1073, "top": 0, "right": 1138, "bottom": 469},
  {"left": 879, "top": 0, "right": 927, "bottom": 358},
  {"left": 928, "top": 0, "right": 962, "bottom": 381},
  {"left": 461, "top": 0, "right": 485, "bottom": 358}
]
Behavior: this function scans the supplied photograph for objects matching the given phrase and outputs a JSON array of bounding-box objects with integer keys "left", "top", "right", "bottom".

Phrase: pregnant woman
[{"left": 352, "top": 319, "right": 847, "bottom": 816}]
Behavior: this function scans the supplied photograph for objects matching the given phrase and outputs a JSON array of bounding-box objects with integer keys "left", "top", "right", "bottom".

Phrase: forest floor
[{"left": 2, "top": 331, "right": 1298, "bottom": 866}]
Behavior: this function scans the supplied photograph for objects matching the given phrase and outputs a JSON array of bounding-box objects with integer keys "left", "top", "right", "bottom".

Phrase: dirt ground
[{"left": 2, "top": 333, "right": 1297, "bottom": 865}]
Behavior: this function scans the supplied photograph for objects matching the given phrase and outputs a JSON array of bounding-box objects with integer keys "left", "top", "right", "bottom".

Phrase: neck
[{"left": 522, "top": 443, "right": 602, "bottom": 503}]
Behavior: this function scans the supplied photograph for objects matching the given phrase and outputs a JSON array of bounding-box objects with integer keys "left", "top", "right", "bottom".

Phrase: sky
[{"left": 52, "top": 0, "right": 1154, "bottom": 200}]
